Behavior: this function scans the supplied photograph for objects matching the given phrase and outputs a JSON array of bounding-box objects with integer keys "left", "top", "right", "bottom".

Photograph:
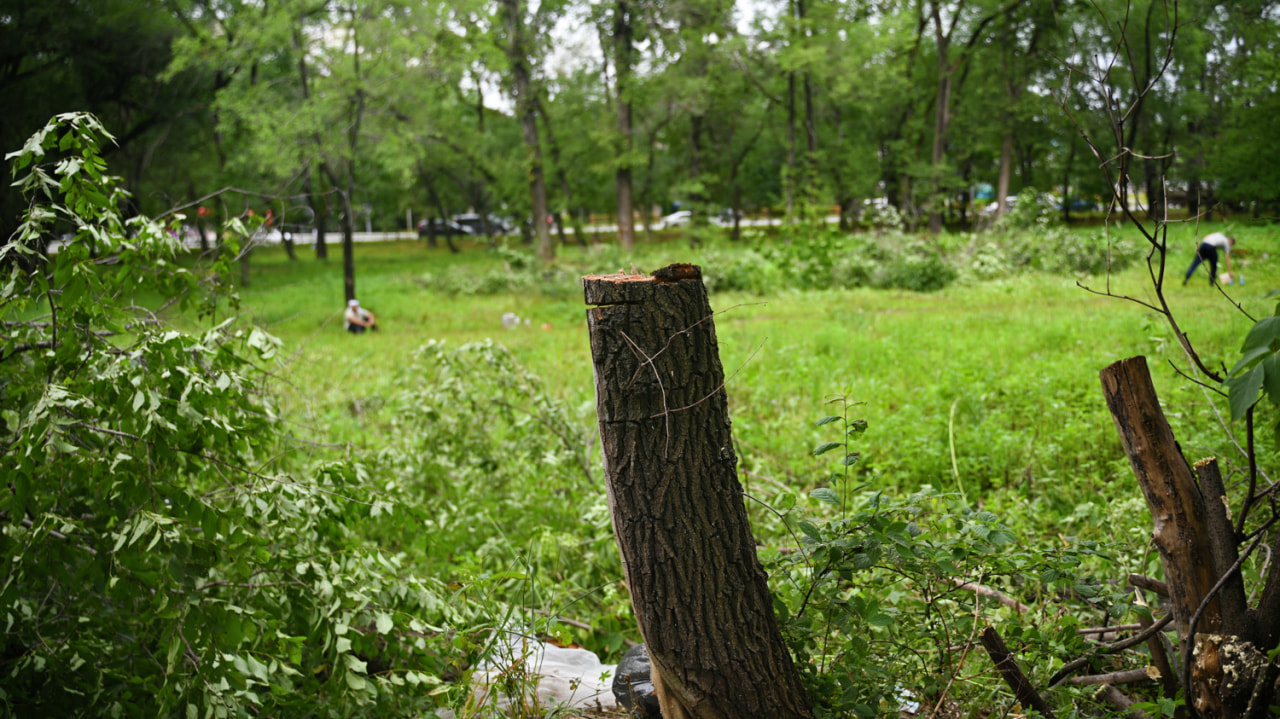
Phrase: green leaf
[
  {"left": 814, "top": 415, "right": 842, "bottom": 427},
  {"left": 375, "top": 612, "right": 393, "bottom": 635},
  {"left": 1241, "top": 316, "right": 1280, "bottom": 353},
  {"left": 344, "top": 654, "right": 367, "bottom": 674},
  {"left": 810, "top": 488, "right": 840, "bottom": 506},
  {"left": 1227, "top": 363, "right": 1265, "bottom": 422},
  {"left": 1263, "top": 354, "right": 1280, "bottom": 405},
  {"left": 812, "top": 441, "right": 843, "bottom": 456},
  {"left": 797, "top": 520, "right": 822, "bottom": 541},
  {"left": 774, "top": 493, "right": 796, "bottom": 512}
]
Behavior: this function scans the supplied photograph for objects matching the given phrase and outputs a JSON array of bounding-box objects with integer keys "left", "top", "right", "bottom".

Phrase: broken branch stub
[{"left": 584, "top": 266, "right": 812, "bottom": 719}]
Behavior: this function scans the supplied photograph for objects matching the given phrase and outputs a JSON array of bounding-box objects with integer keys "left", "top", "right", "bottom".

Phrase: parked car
[
  {"left": 451, "top": 213, "right": 513, "bottom": 235},
  {"left": 659, "top": 210, "right": 692, "bottom": 229},
  {"left": 418, "top": 218, "right": 474, "bottom": 237}
]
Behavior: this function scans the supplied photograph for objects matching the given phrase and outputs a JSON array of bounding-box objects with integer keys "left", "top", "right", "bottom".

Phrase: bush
[
  {"left": 0, "top": 113, "right": 462, "bottom": 718},
  {"left": 874, "top": 240, "right": 957, "bottom": 292}
]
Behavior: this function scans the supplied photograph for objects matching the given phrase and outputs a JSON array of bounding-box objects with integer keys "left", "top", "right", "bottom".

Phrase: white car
[{"left": 659, "top": 210, "right": 691, "bottom": 229}]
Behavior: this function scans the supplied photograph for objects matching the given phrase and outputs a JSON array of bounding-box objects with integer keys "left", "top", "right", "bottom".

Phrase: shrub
[
  {"left": 874, "top": 240, "right": 957, "bottom": 292},
  {"left": 0, "top": 113, "right": 462, "bottom": 718}
]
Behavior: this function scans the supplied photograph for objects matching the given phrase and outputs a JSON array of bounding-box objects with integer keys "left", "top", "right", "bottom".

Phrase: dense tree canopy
[{"left": 3, "top": 0, "right": 1279, "bottom": 245}]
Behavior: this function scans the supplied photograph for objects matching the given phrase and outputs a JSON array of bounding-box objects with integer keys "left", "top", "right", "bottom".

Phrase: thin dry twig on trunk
[{"left": 1128, "top": 574, "right": 1169, "bottom": 596}]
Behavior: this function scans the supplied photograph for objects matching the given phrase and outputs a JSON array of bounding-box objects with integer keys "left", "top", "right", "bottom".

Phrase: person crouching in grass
[{"left": 345, "top": 299, "right": 377, "bottom": 333}]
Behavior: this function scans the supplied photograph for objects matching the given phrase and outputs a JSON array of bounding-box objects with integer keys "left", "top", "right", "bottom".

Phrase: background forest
[
  {"left": 4, "top": 1, "right": 1280, "bottom": 719},
  {"left": 3, "top": 0, "right": 1279, "bottom": 249}
]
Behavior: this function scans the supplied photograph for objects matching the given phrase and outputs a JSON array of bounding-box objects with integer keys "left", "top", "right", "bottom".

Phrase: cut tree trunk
[
  {"left": 1100, "top": 356, "right": 1277, "bottom": 716},
  {"left": 584, "top": 265, "right": 812, "bottom": 719}
]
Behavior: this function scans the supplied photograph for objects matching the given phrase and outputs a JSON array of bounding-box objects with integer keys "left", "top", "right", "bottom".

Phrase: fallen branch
[
  {"left": 528, "top": 608, "right": 639, "bottom": 649},
  {"left": 980, "top": 626, "right": 1056, "bottom": 718},
  {"left": 953, "top": 578, "right": 1031, "bottom": 614},
  {"left": 1093, "top": 684, "right": 1154, "bottom": 719},
  {"left": 1068, "top": 667, "right": 1158, "bottom": 686},
  {"left": 1048, "top": 615, "right": 1175, "bottom": 687}
]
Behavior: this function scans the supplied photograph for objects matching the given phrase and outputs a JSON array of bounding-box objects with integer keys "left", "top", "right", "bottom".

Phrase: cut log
[{"left": 584, "top": 265, "right": 812, "bottom": 719}]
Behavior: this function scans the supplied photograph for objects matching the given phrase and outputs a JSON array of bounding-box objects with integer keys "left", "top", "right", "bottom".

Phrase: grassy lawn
[
  {"left": 160, "top": 220, "right": 1280, "bottom": 710},
  {"left": 237, "top": 222, "right": 1277, "bottom": 534}
]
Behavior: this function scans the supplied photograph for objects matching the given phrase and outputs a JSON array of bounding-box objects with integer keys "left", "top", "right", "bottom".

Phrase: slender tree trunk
[
  {"left": 295, "top": 30, "right": 328, "bottom": 261},
  {"left": 614, "top": 0, "right": 636, "bottom": 251},
  {"left": 997, "top": 132, "right": 1013, "bottom": 217},
  {"left": 534, "top": 98, "right": 580, "bottom": 248},
  {"left": 785, "top": 69, "right": 796, "bottom": 220},
  {"left": 503, "top": 0, "right": 552, "bottom": 263},
  {"left": 585, "top": 266, "right": 813, "bottom": 719},
  {"left": 803, "top": 71, "right": 816, "bottom": 216},
  {"left": 929, "top": 54, "right": 952, "bottom": 235},
  {"left": 689, "top": 115, "right": 704, "bottom": 247}
]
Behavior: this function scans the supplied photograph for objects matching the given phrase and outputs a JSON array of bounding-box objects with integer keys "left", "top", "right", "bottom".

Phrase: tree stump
[
  {"left": 1100, "top": 356, "right": 1278, "bottom": 716},
  {"left": 584, "top": 264, "right": 812, "bottom": 719}
]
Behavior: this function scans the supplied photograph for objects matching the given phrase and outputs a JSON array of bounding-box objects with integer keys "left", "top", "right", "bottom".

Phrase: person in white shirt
[
  {"left": 344, "top": 298, "right": 377, "bottom": 333},
  {"left": 1183, "top": 232, "right": 1235, "bottom": 286}
]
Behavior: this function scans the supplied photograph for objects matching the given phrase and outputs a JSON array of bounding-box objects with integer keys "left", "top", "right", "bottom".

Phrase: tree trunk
[
  {"left": 503, "top": 0, "right": 552, "bottom": 263},
  {"left": 688, "top": 115, "right": 705, "bottom": 247},
  {"left": 614, "top": 0, "right": 636, "bottom": 252},
  {"left": 310, "top": 166, "right": 329, "bottom": 261},
  {"left": 929, "top": 61, "right": 951, "bottom": 235},
  {"left": 584, "top": 266, "right": 813, "bottom": 719},
  {"left": 997, "top": 132, "right": 1013, "bottom": 217},
  {"left": 339, "top": 184, "right": 356, "bottom": 303},
  {"left": 1100, "top": 356, "right": 1277, "bottom": 716},
  {"left": 785, "top": 69, "right": 796, "bottom": 221}
]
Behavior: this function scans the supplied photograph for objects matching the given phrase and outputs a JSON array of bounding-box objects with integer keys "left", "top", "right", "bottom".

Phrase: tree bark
[
  {"left": 1101, "top": 357, "right": 1220, "bottom": 639},
  {"left": 502, "top": 0, "right": 552, "bottom": 263},
  {"left": 1100, "top": 356, "right": 1278, "bottom": 716},
  {"left": 614, "top": 0, "right": 636, "bottom": 252},
  {"left": 980, "top": 627, "right": 1056, "bottom": 718},
  {"left": 584, "top": 266, "right": 812, "bottom": 719}
]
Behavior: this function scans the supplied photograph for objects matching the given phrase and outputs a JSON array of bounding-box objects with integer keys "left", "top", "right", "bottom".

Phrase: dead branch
[
  {"left": 951, "top": 578, "right": 1030, "bottom": 614},
  {"left": 1068, "top": 667, "right": 1158, "bottom": 686},
  {"left": 980, "top": 626, "right": 1056, "bottom": 718},
  {"left": 1048, "top": 614, "right": 1175, "bottom": 687},
  {"left": 1093, "top": 684, "right": 1154, "bottom": 719}
]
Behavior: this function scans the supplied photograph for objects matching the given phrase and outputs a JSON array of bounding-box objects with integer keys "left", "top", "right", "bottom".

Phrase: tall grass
[{"left": 219, "top": 221, "right": 1277, "bottom": 669}]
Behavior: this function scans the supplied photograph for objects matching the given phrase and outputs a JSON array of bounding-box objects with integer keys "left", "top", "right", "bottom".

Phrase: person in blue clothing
[{"left": 1183, "top": 232, "right": 1235, "bottom": 286}]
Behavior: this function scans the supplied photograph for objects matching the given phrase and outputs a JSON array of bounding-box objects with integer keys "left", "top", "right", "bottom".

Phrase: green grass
[
  {"left": 172, "top": 221, "right": 1280, "bottom": 708},
  {"left": 236, "top": 223, "right": 1277, "bottom": 526}
]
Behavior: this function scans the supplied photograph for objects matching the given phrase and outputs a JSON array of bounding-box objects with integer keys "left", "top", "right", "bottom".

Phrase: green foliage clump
[
  {"left": 0, "top": 114, "right": 463, "bottom": 718},
  {"left": 874, "top": 240, "right": 957, "bottom": 292},
  {"left": 766, "top": 403, "right": 1136, "bottom": 717},
  {"left": 368, "top": 339, "right": 633, "bottom": 656}
]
